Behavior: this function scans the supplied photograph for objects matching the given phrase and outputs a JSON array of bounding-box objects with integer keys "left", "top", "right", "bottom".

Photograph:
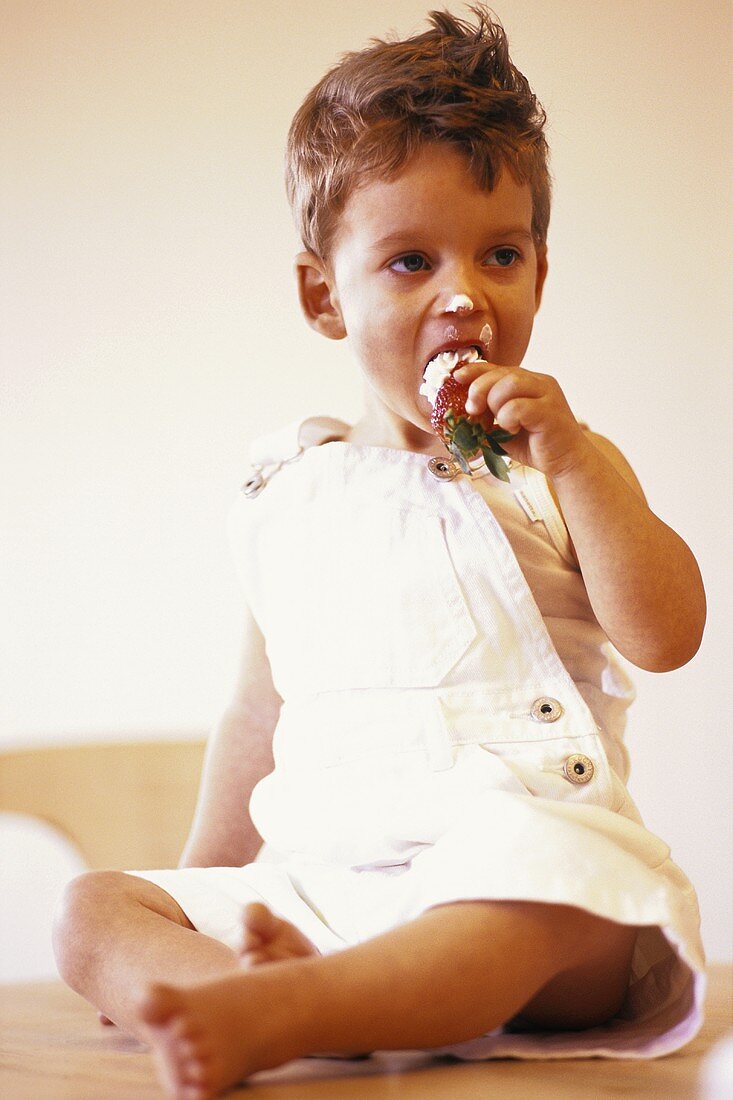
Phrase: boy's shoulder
[
  {"left": 240, "top": 414, "right": 351, "bottom": 500},
  {"left": 248, "top": 414, "right": 350, "bottom": 467}
]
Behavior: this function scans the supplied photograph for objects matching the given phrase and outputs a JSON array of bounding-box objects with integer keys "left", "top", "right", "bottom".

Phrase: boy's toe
[{"left": 243, "top": 901, "right": 277, "bottom": 938}]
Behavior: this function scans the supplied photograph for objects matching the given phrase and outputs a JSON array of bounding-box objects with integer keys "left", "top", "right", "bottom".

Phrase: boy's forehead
[{"left": 339, "top": 159, "right": 533, "bottom": 244}]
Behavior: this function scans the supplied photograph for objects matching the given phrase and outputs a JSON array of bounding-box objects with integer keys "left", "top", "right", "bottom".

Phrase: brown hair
[{"left": 285, "top": 4, "right": 551, "bottom": 274}]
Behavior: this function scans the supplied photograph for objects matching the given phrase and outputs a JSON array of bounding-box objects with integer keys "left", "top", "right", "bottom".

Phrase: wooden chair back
[{"left": 0, "top": 739, "right": 206, "bottom": 870}]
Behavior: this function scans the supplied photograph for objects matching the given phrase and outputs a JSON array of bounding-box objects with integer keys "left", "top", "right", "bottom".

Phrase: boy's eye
[
  {"left": 389, "top": 248, "right": 521, "bottom": 273},
  {"left": 390, "top": 253, "right": 427, "bottom": 273},
  {"left": 488, "top": 248, "right": 520, "bottom": 267}
]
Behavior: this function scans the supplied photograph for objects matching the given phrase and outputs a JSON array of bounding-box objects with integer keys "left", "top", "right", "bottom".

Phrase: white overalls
[{"left": 129, "top": 414, "right": 706, "bottom": 1060}]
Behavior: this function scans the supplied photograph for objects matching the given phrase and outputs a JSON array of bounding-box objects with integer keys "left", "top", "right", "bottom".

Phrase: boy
[{"left": 53, "top": 7, "right": 706, "bottom": 1098}]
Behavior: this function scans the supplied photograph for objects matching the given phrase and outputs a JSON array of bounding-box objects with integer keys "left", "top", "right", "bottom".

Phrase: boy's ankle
[{"left": 243, "top": 955, "right": 329, "bottom": 1064}]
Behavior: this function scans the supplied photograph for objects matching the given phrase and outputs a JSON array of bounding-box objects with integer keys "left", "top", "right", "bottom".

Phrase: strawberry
[{"left": 431, "top": 364, "right": 514, "bottom": 481}]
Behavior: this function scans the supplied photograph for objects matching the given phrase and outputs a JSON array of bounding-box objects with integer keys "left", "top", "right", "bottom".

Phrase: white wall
[{"left": 2, "top": 0, "right": 731, "bottom": 968}]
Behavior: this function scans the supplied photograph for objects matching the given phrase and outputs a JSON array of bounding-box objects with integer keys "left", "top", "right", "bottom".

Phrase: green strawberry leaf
[
  {"left": 453, "top": 421, "right": 480, "bottom": 453},
  {"left": 481, "top": 445, "right": 511, "bottom": 482},
  {"left": 489, "top": 428, "right": 516, "bottom": 445},
  {"left": 487, "top": 437, "right": 508, "bottom": 456},
  {"left": 470, "top": 425, "right": 507, "bottom": 456}
]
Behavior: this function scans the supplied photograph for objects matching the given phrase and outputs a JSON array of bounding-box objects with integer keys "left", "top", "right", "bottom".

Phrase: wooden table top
[{"left": 1, "top": 965, "right": 731, "bottom": 1099}]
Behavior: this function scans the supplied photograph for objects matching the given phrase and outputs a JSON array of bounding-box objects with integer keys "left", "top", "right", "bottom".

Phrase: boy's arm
[
  {"left": 453, "top": 361, "right": 707, "bottom": 672},
  {"left": 179, "top": 603, "right": 282, "bottom": 869},
  {"left": 547, "top": 428, "right": 706, "bottom": 673}
]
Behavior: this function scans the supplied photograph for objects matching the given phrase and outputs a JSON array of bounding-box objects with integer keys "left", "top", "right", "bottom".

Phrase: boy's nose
[{"left": 444, "top": 294, "right": 474, "bottom": 314}]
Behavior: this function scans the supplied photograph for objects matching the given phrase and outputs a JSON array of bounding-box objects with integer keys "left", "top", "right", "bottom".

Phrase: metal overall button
[
  {"left": 427, "top": 456, "right": 460, "bottom": 481},
  {"left": 241, "top": 446, "right": 305, "bottom": 500},
  {"left": 530, "top": 697, "right": 564, "bottom": 723},
  {"left": 241, "top": 468, "right": 266, "bottom": 498},
  {"left": 563, "top": 753, "right": 595, "bottom": 785}
]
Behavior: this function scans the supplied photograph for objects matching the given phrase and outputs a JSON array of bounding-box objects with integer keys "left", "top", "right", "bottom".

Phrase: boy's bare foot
[
  {"left": 239, "top": 901, "right": 320, "bottom": 967},
  {"left": 135, "top": 902, "right": 369, "bottom": 1096},
  {"left": 136, "top": 972, "right": 287, "bottom": 1098}
]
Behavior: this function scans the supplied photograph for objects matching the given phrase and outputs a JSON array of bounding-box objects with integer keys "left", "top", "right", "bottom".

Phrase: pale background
[{"left": 2, "top": 0, "right": 731, "bottom": 978}]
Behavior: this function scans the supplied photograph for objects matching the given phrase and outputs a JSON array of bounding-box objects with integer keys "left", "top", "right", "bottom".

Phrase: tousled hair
[{"left": 284, "top": 5, "right": 551, "bottom": 273}]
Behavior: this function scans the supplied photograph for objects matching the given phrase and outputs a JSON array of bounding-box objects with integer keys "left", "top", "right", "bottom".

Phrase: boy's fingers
[{"left": 453, "top": 363, "right": 487, "bottom": 383}]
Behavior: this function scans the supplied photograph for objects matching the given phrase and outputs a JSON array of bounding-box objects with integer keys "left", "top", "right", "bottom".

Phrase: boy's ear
[
  {"left": 534, "top": 244, "right": 548, "bottom": 312},
  {"left": 294, "top": 251, "right": 347, "bottom": 340}
]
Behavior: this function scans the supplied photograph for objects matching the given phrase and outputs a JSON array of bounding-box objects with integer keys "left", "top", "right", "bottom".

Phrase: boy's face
[{"left": 295, "top": 142, "right": 548, "bottom": 453}]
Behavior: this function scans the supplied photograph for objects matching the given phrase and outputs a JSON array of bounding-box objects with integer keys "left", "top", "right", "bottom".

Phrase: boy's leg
[
  {"left": 137, "top": 898, "right": 638, "bottom": 1097},
  {"left": 52, "top": 870, "right": 242, "bottom": 1040}
]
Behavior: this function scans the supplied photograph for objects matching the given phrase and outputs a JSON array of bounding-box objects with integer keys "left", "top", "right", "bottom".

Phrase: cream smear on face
[
  {"left": 478, "top": 322, "right": 493, "bottom": 352},
  {"left": 419, "top": 322, "right": 493, "bottom": 407},
  {"left": 445, "top": 294, "right": 474, "bottom": 313}
]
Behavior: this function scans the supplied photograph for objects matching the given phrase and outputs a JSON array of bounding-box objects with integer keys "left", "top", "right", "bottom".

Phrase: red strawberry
[
  {"left": 430, "top": 373, "right": 474, "bottom": 437},
  {"left": 431, "top": 364, "right": 512, "bottom": 481}
]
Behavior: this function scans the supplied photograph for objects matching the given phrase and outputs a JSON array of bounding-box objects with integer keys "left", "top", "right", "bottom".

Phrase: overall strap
[{"left": 243, "top": 415, "right": 351, "bottom": 498}]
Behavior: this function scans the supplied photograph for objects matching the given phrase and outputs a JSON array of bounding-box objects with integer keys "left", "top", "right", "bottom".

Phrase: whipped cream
[
  {"left": 445, "top": 293, "right": 474, "bottom": 313},
  {"left": 419, "top": 346, "right": 482, "bottom": 407},
  {"left": 420, "top": 343, "right": 488, "bottom": 404}
]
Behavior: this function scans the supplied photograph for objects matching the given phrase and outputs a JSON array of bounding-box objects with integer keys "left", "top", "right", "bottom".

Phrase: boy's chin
[{"left": 410, "top": 417, "right": 437, "bottom": 445}]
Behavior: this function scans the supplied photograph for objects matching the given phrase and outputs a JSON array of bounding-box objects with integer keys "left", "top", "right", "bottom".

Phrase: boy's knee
[
  {"left": 54, "top": 868, "right": 128, "bottom": 921},
  {"left": 52, "top": 870, "right": 172, "bottom": 981},
  {"left": 52, "top": 869, "right": 196, "bottom": 982},
  {"left": 52, "top": 871, "right": 128, "bottom": 973}
]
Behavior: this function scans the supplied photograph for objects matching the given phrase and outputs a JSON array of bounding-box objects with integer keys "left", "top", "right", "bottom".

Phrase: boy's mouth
[
  {"left": 419, "top": 345, "right": 485, "bottom": 407},
  {"left": 422, "top": 320, "right": 493, "bottom": 375},
  {"left": 423, "top": 344, "right": 484, "bottom": 371}
]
